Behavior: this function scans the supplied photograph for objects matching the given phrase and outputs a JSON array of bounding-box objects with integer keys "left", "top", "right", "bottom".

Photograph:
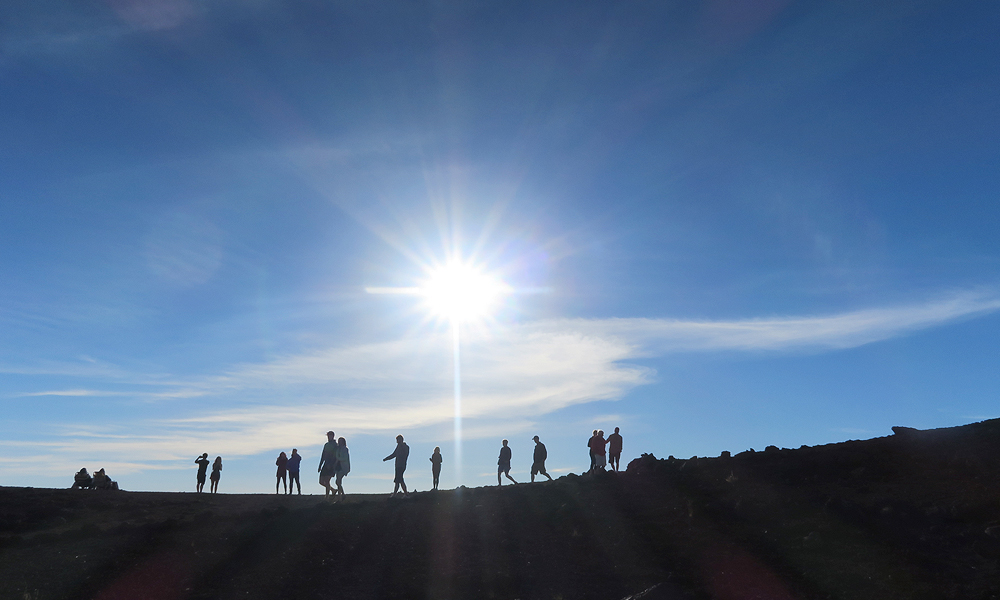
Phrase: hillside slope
[{"left": 3, "top": 420, "right": 1000, "bottom": 600}]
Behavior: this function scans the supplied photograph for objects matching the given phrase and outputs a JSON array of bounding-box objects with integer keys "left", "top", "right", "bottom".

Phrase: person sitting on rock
[
  {"left": 92, "top": 468, "right": 111, "bottom": 490},
  {"left": 72, "top": 468, "right": 92, "bottom": 490}
]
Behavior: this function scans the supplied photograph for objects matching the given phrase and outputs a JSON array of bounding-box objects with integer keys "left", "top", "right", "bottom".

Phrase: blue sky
[{"left": 2, "top": 0, "right": 999, "bottom": 494}]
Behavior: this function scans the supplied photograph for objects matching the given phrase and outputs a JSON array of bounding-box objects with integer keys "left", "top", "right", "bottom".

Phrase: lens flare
[{"left": 420, "top": 261, "right": 510, "bottom": 323}]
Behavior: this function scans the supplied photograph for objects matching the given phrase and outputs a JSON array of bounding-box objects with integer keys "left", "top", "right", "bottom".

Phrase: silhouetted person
[
  {"left": 430, "top": 446, "right": 443, "bottom": 490},
  {"left": 335, "top": 437, "right": 350, "bottom": 498},
  {"left": 210, "top": 456, "right": 222, "bottom": 493},
  {"left": 276, "top": 451, "right": 288, "bottom": 494},
  {"left": 590, "top": 430, "right": 608, "bottom": 471},
  {"left": 92, "top": 468, "right": 116, "bottom": 490},
  {"left": 607, "top": 427, "right": 623, "bottom": 472},
  {"left": 318, "top": 431, "right": 339, "bottom": 498},
  {"left": 72, "top": 468, "right": 92, "bottom": 490},
  {"left": 498, "top": 439, "right": 517, "bottom": 485},
  {"left": 383, "top": 434, "right": 409, "bottom": 496},
  {"left": 195, "top": 453, "right": 210, "bottom": 492},
  {"left": 287, "top": 448, "right": 302, "bottom": 495},
  {"left": 531, "top": 435, "right": 553, "bottom": 482},
  {"left": 588, "top": 429, "right": 598, "bottom": 472}
]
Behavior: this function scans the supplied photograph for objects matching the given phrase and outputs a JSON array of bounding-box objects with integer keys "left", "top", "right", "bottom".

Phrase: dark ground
[{"left": 3, "top": 419, "right": 1000, "bottom": 600}]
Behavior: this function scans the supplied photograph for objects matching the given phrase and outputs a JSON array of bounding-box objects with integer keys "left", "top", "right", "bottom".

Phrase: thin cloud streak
[
  {"left": 3, "top": 291, "right": 998, "bottom": 478},
  {"left": 542, "top": 291, "right": 1000, "bottom": 353}
]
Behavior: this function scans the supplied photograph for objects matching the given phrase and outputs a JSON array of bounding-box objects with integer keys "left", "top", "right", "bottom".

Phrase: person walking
[
  {"left": 334, "top": 437, "right": 350, "bottom": 498},
  {"left": 498, "top": 439, "right": 517, "bottom": 485},
  {"left": 287, "top": 448, "right": 302, "bottom": 495},
  {"left": 531, "top": 435, "right": 553, "bottom": 482},
  {"left": 383, "top": 434, "right": 409, "bottom": 496},
  {"left": 318, "top": 431, "right": 339, "bottom": 498},
  {"left": 276, "top": 451, "right": 288, "bottom": 494},
  {"left": 607, "top": 427, "right": 624, "bottom": 472},
  {"left": 210, "top": 456, "right": 222, "bottom": 493},
  {"left": 195, "top": 453, "right": 210, "bottom": 492},
  {"left": 429, "top": 446, "right": 443, "bottom": 490}
]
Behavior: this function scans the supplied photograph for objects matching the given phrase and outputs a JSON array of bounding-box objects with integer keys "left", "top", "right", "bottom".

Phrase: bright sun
[{"left": 420, "top": 261, "right": 510, "bottom": 322}]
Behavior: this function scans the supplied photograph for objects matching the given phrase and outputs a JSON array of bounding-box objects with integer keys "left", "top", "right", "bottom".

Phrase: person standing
[
  {"left": 498, "top": 439, "right": 517, "bottom": 485},
  {"left": 383, "top": 434, "right": 409, "bottom": 496},
  {"left": 195, "top": 453, "right": 210, "bottom": 492},
  {"left": 531, "top": 435, "right": 552, "bottom": 482},
  {"left": 210, "top": 456, "right": 223, "bottom": 493},
  {"left": 335, "top": 437, "right": 350, "bottom": 498},
  {"left": 607, "top": 427, "right": 624, "bottom": 472},
  {"left": 429, "top": 447, "right": 443, "bottom": 490},
  {"left": 587, "top": 429, "right": 598, "bottom": 473},
  {"left": 318, "top": 431, "right": 339, "bottom": 498},
  {"left": 276, "top": 451, "right": 288, "bottom": 494},
  {"left": 286, "top": 448, "right": 302, "bottom": 495},
  {"left": 590, "top": 430, "right": 608, "bottom": 471}
]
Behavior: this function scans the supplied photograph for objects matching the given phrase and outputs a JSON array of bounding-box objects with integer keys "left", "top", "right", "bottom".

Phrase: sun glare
[{"left": 420, "top": 261, "right": 510, "bottom": 322}]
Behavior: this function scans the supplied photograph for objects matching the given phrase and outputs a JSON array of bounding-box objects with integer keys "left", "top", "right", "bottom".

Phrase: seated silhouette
[
  {"left": 92, "top": 468, "right": 119, "bottom": 491},
  {"left": 71, "top": 468, "right": 92, "bottom": 490}
]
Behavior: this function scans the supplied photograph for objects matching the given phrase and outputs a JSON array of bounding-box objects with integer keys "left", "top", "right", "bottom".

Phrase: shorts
[
  {"left": 498, "top": 462, "right": 511, "bottom": 475},
  {"left": 319, "top": 474, "right": 332, "bottom": 487},
  {"left": 531, "top": 461, "right": 547, "bottom": 476},
  {"left": 394, "top": 465, "right": 406, "bottom": 484},
  {"left": 197, "top": 473, "right": 206, "bottom": 484},
  {"left": 594, "top": 454, "right": 607, "bottom": 469}
]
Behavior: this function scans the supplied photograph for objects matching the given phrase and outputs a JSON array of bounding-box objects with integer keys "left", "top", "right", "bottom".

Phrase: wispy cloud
[
  {"left": 544, "top": 291, "right": 1000, "bottom": 354},
  {"left": 4, "top": 291, "right": 998, "bottom": 476}
]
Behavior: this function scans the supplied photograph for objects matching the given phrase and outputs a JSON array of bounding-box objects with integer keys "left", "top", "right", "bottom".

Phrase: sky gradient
[{"left": 2, "top": 0, "right": 999, "bottom": 493}]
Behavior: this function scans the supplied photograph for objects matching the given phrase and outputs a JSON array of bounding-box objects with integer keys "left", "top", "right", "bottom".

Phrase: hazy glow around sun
[{"left": 420, "top": 261, "right": 511, "bottom": 322}]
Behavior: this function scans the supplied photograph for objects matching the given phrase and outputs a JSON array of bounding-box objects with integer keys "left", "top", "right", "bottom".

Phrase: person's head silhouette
[
  {"left": 615, "top": 427, "right": 620, "bottom": 434},
  {"left": 502, "top": 439, "right": 509, "bottom": 447},
  {"left": 396, "top": 434, "right": 404, "bottom": 443},
  {"left": 327, "top": 431, "right": 336, "bottom": 442},
  {"left": 533, "top": 435, "right": 540, "bottom": 442}
]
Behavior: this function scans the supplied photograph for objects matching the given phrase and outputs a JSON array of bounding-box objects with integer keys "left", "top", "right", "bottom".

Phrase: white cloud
[{"left": 4, "top": 291, "right": 999, "bottom": 477}]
